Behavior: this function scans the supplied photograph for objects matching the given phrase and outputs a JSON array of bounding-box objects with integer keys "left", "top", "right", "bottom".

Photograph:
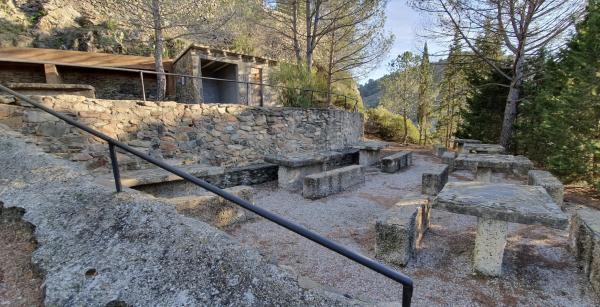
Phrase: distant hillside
[{"left": 359, "top": 61, "right": 446, "bottom": 108}]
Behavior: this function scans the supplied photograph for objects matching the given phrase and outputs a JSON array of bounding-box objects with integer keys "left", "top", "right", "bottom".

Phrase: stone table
[
  {"left": 454, "top": 153, "right": 533, "bottom": 182},
  {"left": 351, "top": 141, "right": 389, "bottom": 166},
  {"left": 264, "top": 149, "right": 357, "bottom": 191},
  {"left": 434, "top": 182, "right": 568, "bottom": 276},
  {"left": 453, "top": 138, "right": 481, "bottom": 150},
  {"left": 461, "top": 143, "right": 505, "bottom": 154}
]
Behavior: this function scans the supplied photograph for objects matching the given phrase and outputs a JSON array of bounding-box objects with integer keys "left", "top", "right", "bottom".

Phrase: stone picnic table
[
  {"left": 453, "top": 138, "right": 481, "bottom": 150},
  {"left": 434, "top": 182, "right": 568, "bottom": 276},
  {"left": 461, "top": 143, "right": 505, "bottom": 154},
  {"left": 454, "top": 153, "right": 533, "bottom": 182},
  {"left": 264, "top": 149, "right": 357, "bottom": 190}
]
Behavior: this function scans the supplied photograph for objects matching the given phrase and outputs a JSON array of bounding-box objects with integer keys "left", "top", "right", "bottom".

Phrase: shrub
[
  {"left": 269, "top": 63, "right": 328, "bottom": 108},
  {"left": 365, "top": 107, "right": 419, "bottom": 143}
]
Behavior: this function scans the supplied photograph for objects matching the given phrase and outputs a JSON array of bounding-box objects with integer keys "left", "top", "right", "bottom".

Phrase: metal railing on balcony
[{"left": 0, "top": 58, "right": 360, "bottom": 112}]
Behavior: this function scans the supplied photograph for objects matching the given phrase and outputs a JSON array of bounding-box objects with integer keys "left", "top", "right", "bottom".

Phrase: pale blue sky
[{"left": 362, "top": 0, "right": 444, "bottom": 83}]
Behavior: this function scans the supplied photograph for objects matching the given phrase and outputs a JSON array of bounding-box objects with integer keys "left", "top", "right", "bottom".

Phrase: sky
[{"left": 361, "top": 0, "right": 445, "bottom": 83}]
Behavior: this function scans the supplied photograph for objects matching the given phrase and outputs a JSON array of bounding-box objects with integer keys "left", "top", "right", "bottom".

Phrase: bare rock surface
[
  {"left": 454, "top": 153, "right": 534, "bottom": 175},
  {"left": 434, "top": 182, "right": 568, "bottom": 229},
  {"left": 0, "top": 126, "right": 362, "bottom": 306}
]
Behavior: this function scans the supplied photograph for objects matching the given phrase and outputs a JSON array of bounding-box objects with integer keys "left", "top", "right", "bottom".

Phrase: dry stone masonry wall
[{"left": 0, "top": 95, "right": 363, "bottom": 170}]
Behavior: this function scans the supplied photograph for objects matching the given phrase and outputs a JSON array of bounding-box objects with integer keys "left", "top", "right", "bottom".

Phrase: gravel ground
[{"left": 229, "top": 149, "right": 600, "bottom": 306}]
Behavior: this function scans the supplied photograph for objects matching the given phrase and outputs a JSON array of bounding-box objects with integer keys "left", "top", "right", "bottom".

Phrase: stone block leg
[
  {"left": 359, "top": 149, "right": 381, "bottom": 166},
  {"left": 278, "top": 164, "right": 323, "bottom": 191},
  {"left": 473, "top": 218, "right": 508, "bottom": 276},
  {"left": 475, "top": 167, "right": 492, "bottom": 182}
]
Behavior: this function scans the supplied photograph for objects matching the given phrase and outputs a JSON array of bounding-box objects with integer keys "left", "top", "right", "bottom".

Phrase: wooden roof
[{"left": 0, "top": 47, "right": 172, "bottom": 71}]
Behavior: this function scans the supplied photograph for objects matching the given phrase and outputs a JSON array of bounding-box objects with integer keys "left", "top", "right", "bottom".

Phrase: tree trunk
[
  {"left": 499, "top": 54, "right": 525, "bottom": 149},
  {"left": 326, "top": 28, "right": 335, "bottom": 107},
  {"left": 305, "top": 0, "right": 313, "bottom": 70},
  {"left": 292, "top": 1, "right": 302, "bottom": 64},
  {"left": 402, "top": 107, "right": 408, "bottom": 144},
  {"left": 152, "top": 0, "right": 166, "bottom": 101}
]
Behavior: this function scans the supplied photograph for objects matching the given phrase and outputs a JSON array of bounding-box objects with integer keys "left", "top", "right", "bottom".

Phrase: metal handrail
[
  {"left": 0, "top": 57, "right": 359, "bottom": 111},
  {"left": 0, "top": 84, "right": 411, "bottom": 305}
]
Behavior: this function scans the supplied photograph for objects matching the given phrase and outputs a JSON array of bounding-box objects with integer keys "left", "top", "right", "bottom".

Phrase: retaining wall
[{"left": 0, "top": 95, "right": 363, "bottom": 170}]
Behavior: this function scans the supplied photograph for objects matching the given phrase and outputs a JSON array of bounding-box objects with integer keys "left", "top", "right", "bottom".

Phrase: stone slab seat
[
  {"left": 528, "top": 170, "right": 564, "bottom": 206},
  {"left": 351, "top": 140, "right": 389, "bottom": 166},
  {"left": 375, "top": 200, "right": 430, "bottom": 266},
  {"left": 381, "top": 151, "right": 412, "bottom": 173},
  {"left": 96, "top": 164, "right": 225, "bottom": 188},
  {"left": 302, "top": 165, "right": 364, "bottom": 199},
  {"left": 422, "top": 165, "right": 449, "bottom": 196},
  {"left": 163, "top": 186, "right": 255, "bottom": 228},
  {"left": 569, "top": 207, "right": 600, "bottom": 297}
]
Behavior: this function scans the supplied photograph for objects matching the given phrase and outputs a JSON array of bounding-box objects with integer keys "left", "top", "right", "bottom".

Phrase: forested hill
[{"left": 359, "top": 61, "right": 445, "bottom": 108}]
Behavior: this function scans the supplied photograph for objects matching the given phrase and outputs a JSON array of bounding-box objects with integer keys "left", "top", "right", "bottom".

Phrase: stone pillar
[
  {"left": 473, "top": 218, "right": 508, "bottom": 276},
  {"left": 475, "top": 167, "right": 492, "bottom": 182},
  {"left": 44, "top": 64, "right": 62, "bottom": 84},
  {"left": 358, "top": 149, "right": 381, "bottom": 166}
]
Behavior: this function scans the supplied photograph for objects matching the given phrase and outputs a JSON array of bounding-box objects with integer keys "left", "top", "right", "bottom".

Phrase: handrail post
[
  {"left": 246, "top": 81, "right": 250, "bottom": 105},
  {"left": 140, "top": 71, "right": 146, "bottom": 102},
  {"left": 108, "top": 143, "right": 122, "bottom": 193},
  {"left": 402, "top": 284, "right": 413, "bottom": 307}
]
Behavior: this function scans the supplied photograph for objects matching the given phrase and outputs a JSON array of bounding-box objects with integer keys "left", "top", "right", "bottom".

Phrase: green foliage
[
  {"left": 457, "top": 20, "right": 510, "bottom": 143},
  {"left": 365, "top": 107, "right": 420, "bottom": 143},
  {"left": 517, "top": 0, "right": 600, "bottom": 190},
  {"left": 28, "top": 9, "right": 47, "bottom": 24},
  {"left": 416, "top": 43, "right": 436, "bottom": 144},
  {"left": 269, "top": 63, "right": 328, "bottom": 108}
]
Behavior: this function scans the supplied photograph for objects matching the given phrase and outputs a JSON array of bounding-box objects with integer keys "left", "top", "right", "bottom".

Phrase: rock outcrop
[{"left": 0, "top": 126, "right": 362, "bottom": 306}]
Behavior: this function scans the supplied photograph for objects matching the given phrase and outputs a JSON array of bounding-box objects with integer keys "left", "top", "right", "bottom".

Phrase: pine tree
[
  {"left": 457, "top": 20, "right": 510, "bottom": 143},
  {"left": 436, "top": 32, "right": 469, "bottom": 147},
  {"left": 518, "top": 0, "right": 600, "bottom": 190},
  {"left": 417, "top": 43, "right": 436, "bottom": 144}
]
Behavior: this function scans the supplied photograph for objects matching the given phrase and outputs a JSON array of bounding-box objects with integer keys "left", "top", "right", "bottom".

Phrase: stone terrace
[{"left": 228, "top": 147, "right": 600, "bottom": 305}]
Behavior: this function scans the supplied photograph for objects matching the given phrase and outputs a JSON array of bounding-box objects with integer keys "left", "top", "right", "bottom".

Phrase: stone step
[{"left": 302, "top": 165, "right": 365, "bottom": 199}]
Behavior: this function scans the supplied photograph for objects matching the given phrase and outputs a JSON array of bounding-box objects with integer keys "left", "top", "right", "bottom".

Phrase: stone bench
[
  {"left": 381, "top": 151, "right": 412, "bottom": 173},
  {"left": 528, "top": 170, "right": 564, "bottom": 206},
  {"left": 433, "top": 144, "right": 447, "bottom": 157},
  {"left": 265, "top": 150, "right": 357, "bottom": 191},
  {"left": 302, "top": 165, "right": 365, "bottom": 199},
  {"left": 375, "top": 200, "right": 430, "bottom": 266},
  {"left": 441, "top": 151, "right": 457, "bottom": 172},
  {"left": 569, "top": 207, "right": 600, "bottom": 297},
  {"left": 422, "top": 165, "right": 449, "bottom": 196},
  {"left": 352, "top": 141, "right": 389, "bottom": 166},
  {"left": 163, "top": 186, "right": 255, "bottom": 228}
]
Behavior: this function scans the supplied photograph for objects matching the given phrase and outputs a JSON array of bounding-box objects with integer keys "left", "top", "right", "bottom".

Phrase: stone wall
[
  {"left": 58, "top": 66, "right": 159, "bottom": 100},
  {"left": 0, "top": 94, "right": 363, "bottom": 170},
  {"left": 0, "top": 62, "right": 46, "bottom": 84}
]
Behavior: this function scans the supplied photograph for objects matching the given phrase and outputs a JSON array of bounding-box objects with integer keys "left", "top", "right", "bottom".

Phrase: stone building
[
  {"left": 0, "top": 46, "right": 278, "bottom": 105},
  {"left": 172, "top": 44, "right": 278, "bottom": 106}
]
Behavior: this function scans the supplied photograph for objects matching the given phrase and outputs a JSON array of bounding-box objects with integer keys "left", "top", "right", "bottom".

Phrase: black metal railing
[
  {"left": 0, "top": 84, "right": 411, "bottom": 305},
  {"left": 0, "top": 58, "right": 360, "bottom": 112}
]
